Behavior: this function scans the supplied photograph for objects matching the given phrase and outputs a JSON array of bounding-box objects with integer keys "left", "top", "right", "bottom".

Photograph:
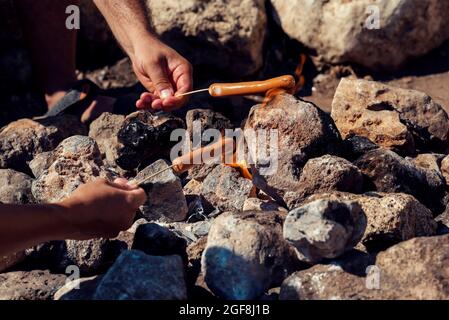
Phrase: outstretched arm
[
  {"left": 93, "top": 0, "right": 193, "bottom": 111},
  {"left": 0, "top": 178, "right": 146, "bottom": 257}
]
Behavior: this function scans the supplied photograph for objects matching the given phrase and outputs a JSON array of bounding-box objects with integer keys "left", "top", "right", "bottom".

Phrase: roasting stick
[
  {"left": 130, "top": 137, "right": 235, "bottom": 187},
  {"left": 175, "top": 75, "right": 296, "bottom": 98}
]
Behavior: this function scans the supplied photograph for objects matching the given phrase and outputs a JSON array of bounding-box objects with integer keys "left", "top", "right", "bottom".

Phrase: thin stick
[
  {"left": 175, "top": 88, "right": 209, "bottom": 97},
  {"left": 131, "top": 164, "right": 176, "bottom": 187}
]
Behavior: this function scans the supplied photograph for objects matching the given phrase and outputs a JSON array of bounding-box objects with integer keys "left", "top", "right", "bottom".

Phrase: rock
[
  {"left": 244, "top": 94, "right": 341, "bottom": 204},
  {"left": 29, "top": 152, "right": 54, "bottom": 178},
  {"left": 60, "top": 238, "right": 128, "bottom": 276},
  {"left": 332, "top": 78, "right": 449, "bottom": 154},
  {"left": 283, "top": 200, "right": 366, "bottom": 264},
  {"left": 342, "top": 135, "right": 379, "bottom": 161},
  {"left": 186, "top": 109, "right": 232, "bottom": 147},
  {"left": 32, "top": 136, "right": 110, "bottom": 203},
  {"left": 0, "top": 270, "right": 66, "bottom": 300},
  {"left": 243, "top": 197, "right": 286, "bottom": 212},
  {"left": 270, "top": 0, "right": 449, "bottom": 70},
  {"left": 436, "top": 210, "right": 449, "bottom": 235},
  {"left": 355, "top": 148, "right": 445, "bottom": 213},
  {"left": 187, "top": 164, "right": 217, "bottom": 182},
  {"left": 284, "top": 155, "right": 363, "bottom": 209},
  {"left": 375, "top": 234, "right": 449, "bottom": 299},
  {"left": 147, "top": 0, "right": 266, "bottom": 76},
  {"left": 54, "top": 275, "right": 102, "bottom": 300},
  {"left": 305, "top": 192, "right": 438, "bottom": 252},
  {"left": 93, "top": 250, "right": 187, "bottom": 300},
  {"left": 89, "top": 112, "right": 125, "bottom": 166},
  {"left": 279, "top": 264, "right": 371, "bottom": 300},
  {"left": 0, "top": 169, "right": 34, "bottom": 204},
  {"left": 280, "top": 234, "right": 449, "bottom": 300},
  {"left": 0, "top": 169, "right": 34, "bottom": 272},
  {"left": 116, "top": 111, "right": 185, "bottom": 171},
  {"left": 132, "top": 223, "right": 188, "bottom": 263},
  {"left": 135, "top": 159, "right": 188, "bottom": 222},
  {"left": 201, "top": 165, "right": 255, "bottom": 212},
  {"left": 0, "top": 116, "right": 86, "bottom": 173},
  {"left": 356, "top": 193, "right": 437, "bottom": 252},
  {"left": 441, "top": 155, "right": 449, "bottom": 186},
  {"left": 409, "top": 153, "right": 445, "bottom": 173},
  {"left": 0, "top": 251, "right": 26, "bottom": 274},
  {"left": 202, "top": 211, "right": 301, "bottom": 300}
]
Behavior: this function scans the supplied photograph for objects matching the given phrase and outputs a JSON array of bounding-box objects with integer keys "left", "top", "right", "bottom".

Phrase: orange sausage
[
  {"left": 172, "top": 137, "right": 235, "bottom": 173},
  {"left": 208, "top": 75, "right": 296, "bottom": 97}
]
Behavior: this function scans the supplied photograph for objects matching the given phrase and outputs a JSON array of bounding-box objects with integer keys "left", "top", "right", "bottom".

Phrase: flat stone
[
  {"left": 93, "top": 250, "right": 187, "bottom": 300},
  {"left": 135, "top": 159, "right": 188, "bottom": 222}
]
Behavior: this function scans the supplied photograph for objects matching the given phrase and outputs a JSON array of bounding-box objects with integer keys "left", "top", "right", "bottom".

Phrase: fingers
[
  {"left": 126, "top": 188, "right": 148, "bottom": 209},
  {"left": 146, "top": 58, "right": 174, "bottom": 99}
]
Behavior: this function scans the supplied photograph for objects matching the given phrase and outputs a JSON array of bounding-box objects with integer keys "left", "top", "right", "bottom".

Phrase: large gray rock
[
  {"left": 202, "top": 211, "right": 300, "bottom": 300},
  {"left": 201, "top": 165, "right": 255, "bottom": 212},
  {"left": 284, "top": 155, "right": 363, "bottom": 209},
  {"left": 244, "top": 94, "right": 342, "bottom": 205},
  {"left": 0, "top": 116, "right": 86, "bottom": 173},
  {"left": 32, "top": 136, "right": 111, "bottom": 203},
  {"left": 332, "top": 79, "right": 449, "bottom": 154},
  {"left": 283, "top": 200, "right": 366, "bottom": 264},
  {"left": 271, "top": 0, "right": 449, "bottom": 70},
  {"left": 0, "top": 270, "right": 66, "bottom": 300},
  {"left": 135, "top": 159, "right": 188, "bottom": 222},
  {"left": 355, "top": 148, "right": 446, "bottom": 213},
  {"left": 147, "top": 0, "right": 266, "bottom": 76},
  {"left": 93, "top": 250, "right": 187, "bottom": 300},
  {"left": 305, "top": 192, "right": 438, "bottom": 252}
]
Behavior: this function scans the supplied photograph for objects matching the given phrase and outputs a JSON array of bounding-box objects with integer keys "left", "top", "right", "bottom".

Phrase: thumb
[{"left": 148, "top": 61, "right": 174, "bottom": 99}]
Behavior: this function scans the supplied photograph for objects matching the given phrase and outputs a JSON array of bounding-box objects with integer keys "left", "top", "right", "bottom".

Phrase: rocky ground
[{"left": 1, "top": 0, "right": 449, "bottom": 300}]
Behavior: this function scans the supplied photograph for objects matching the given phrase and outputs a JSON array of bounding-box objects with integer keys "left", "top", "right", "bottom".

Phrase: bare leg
[
  {"left": 16, "top": 0, "right": 116, "bottom": 122},
  {"left": 16, "top": 0, "right": 78, "bottom": 108}
]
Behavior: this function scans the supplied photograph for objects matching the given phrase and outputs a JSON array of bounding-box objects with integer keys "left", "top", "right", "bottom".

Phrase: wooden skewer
[
  {"left": 175, "top": 88, "right": 209, "bottom": 97},
  {"left": 130, "top": 164, "right": 177, "bottom": 187}
]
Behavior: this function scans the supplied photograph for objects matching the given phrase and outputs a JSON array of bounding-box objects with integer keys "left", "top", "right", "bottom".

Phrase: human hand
[
  {"left": 133, "top": 38, "right": 193, "bottom": 112},
  {"left": 59, "top": 178, "right": 147, "bottom": 240}
]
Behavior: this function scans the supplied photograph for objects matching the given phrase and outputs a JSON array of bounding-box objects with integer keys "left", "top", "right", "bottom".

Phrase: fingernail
[{"left": 160, "top": 89, "right": 172, "bottom": 100}]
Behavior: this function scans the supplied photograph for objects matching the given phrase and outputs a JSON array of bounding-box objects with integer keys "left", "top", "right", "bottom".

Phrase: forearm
[
  {"left": 0, "top": 204, "right": 72, "bottom": 256},
  {"left": 93, "top": 0, "right": 157, "bottom": 59}
]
